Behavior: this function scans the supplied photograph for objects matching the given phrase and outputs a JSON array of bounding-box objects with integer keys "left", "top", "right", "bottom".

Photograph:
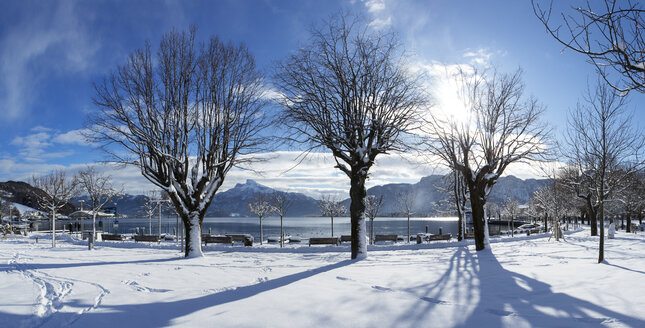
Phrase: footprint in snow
[
  {"left": 420, "top": 297, "right": 449, "bottom": 305},
  {"left": 122, "top": 280, "right": 171, "bottom": 293},
  {"left": 336, "top": 276, "right": 350, "bottom": 281},
  {"left": 371, "top": 285, "right": 392, "bottom": 292}
]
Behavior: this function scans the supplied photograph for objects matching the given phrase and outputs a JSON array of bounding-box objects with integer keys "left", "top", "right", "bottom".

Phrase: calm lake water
[{"left": 32, "top": 216, "right": 460, "bottom": 241}]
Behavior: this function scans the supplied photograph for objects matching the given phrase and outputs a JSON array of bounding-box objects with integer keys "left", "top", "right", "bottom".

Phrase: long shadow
[
  {"left": 457, "top": 249, "right": 645, "bottom": 327},
  {"left": 0, "top": 256, "right": 181, "bottom": 272},
  {"left": 393, "top": 246, "right": 478, "bottom": 324},
  {"left": 0, "top": 259, "right": 353, "bottom": 327},
  {"left": 603, "top": 261, "right": 645, "bottom": 275}
]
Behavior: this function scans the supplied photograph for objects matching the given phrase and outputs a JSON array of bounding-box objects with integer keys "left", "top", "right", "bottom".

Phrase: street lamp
[{"left": 79, "top": 200, "right": 85, "bottom": 233}]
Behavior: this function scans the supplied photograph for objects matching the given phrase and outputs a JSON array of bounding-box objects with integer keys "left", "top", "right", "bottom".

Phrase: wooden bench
[
  {"left": 309, "top": 237, "right": 340, "bottom": 246},
  {"left": 340, "top": 235, "right": 352, "bottom": 243},
  {"left": 226, "top": 234, "right": 254, "bottom": 246},
  {"left": 374, "top": 234, "right": 398, "bottom": 243},
  {"left": 101, "top": 233, "right": 125, "bottom": 241},
  {"left": 203, "top": 235, "right": 233, "bottom": 246},
  {"left": 464, "top": 232, "right": 475, "bottom": 239},
  {"left": 428, "top": 234, "right": 451, "bottom": 241},
  {"left": 134, "top": 235, "right": 161, "bottom": 243}
]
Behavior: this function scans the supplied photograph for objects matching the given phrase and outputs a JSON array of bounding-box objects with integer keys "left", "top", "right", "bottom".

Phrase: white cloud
[
  {"left": 364, "top": 0, "right": 386, "bottom": 13},
  {"left": 463, "top": 48, "right": 493, "bottom": 66},
  {"left": 52, "top": 129, "right": 90, "bottom": 146}
]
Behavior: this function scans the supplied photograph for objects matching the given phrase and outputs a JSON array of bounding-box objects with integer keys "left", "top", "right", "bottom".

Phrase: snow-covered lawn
[{"left": 1, "top": 228, "right": 644, "bottom": 328}]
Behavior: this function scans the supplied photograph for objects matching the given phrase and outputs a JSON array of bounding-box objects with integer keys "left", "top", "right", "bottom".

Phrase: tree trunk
[
  {"left": 598, "top": 202, "right": 604, "bottom": 263},
  {"left": 349, "top": 172, "right": 367, "bottom": 259},
  {"left": 469, "top": 190, "right": 486, "bottom": 251},
  {"left": 92, "top": 212, "right": 97, "bottom": 248},
  {"left": 589, "top": 208, "right": 598, "bottom": 236},
  {"left": 407, "top": 214, "right": 410, "bottom": 243},
  {"left": 511, "top": 215, "right": 514, "bottom": 237},
  {"left": 260, "top": 216, "right": 263, "bottom": 245},
  {"left": 331, "top": 216, "right": 334, "bottom": 237},
  {"left": 457, "top": 211, "right": 463, "bottom": 241},
  {"left": 638, "top": 212, "right": 643, "bottom": 225},
  {"left": 183, "top": 211, "right": 204, "bottom": 258},
  {"left": 543, "top": 213, "right": 548, "bottom": 233},
  {"left": 370, "top": 218, "right": 374, "bottom": 245},
  {"left": 626, "top": 213, "right": 632, "bottom": 233},
  {"left": 51, "top": 209, "right": 56, "bottom": 248},
  {"left": 280, "top": 215, "right": 284, "bottom": 248}
]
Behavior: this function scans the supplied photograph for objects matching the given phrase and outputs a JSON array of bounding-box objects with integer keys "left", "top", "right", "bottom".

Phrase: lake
[{"left": 33, "top": 216, "right": 460, "bottom": 241}]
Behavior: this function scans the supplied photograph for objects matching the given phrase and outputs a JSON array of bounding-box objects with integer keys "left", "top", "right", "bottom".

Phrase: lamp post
[
  {"left": 79, "top": 200, "right": 85, "bottom": 233},
  {"left": 150, "top": 198, "right": 169, "bottom": 240}
]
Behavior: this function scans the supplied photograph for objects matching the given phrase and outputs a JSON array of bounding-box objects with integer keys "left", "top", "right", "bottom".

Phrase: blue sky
[{"left": 1, "top": 0, "right": 643, "bottom": 197}]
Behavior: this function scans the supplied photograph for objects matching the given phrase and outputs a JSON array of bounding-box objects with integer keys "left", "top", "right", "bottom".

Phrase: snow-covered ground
[{"left": 1, "top": 228, "right": 644, "bottom": 328}]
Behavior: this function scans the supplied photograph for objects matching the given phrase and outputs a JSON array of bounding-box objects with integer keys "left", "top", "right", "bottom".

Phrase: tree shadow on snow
[
  {"left": 0, "top": 259, "right": 354, "bottom": 327},
  {"left": 396, "top": 247, "right": 644, "bottom": 327}
]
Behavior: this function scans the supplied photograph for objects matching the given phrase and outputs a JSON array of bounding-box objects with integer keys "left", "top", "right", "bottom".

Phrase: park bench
[
  {"left": 340, "top": 235, "right": 352, "bottom": 243},
  {"left": 288, "top": 236, "right": 302, "bottom": 243},
  {"left": 226, "top": 234, "right": 254, "bottom": 246},
  {"left": 374, "top": 234, "right": 398, "bottom": 243},
  {"left": 428, "top": 234, "right": 451, "bottom": 242},
  {"left": 203, "top": 235, "right": 233, "bottom": 246},
  {"left": 464, "top": 232, "right": 475, "bottom": 239},
  {"left": 101, "top": 233, "right": 125, "bottom": 241},
  {"left": 309, "top": 237, "right": 340, "bottom": 246},
  {"left": 134, "top": 235, "right": 161, "bottom": 243}
]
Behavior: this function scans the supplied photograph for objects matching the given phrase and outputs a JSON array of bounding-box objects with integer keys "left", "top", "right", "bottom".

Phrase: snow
[{"left": 1, "top": 228, "right": 644, "bottom": 327}]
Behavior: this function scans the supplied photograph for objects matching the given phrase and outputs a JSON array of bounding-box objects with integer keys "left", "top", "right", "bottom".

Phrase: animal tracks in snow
[{"left": 121, "top": 280, "right": 171, "bottom": 293}]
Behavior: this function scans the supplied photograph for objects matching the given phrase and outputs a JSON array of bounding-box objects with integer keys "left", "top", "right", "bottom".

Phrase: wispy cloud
[{"left": 0, "top": 1, "right": 99, "bottom": 121}]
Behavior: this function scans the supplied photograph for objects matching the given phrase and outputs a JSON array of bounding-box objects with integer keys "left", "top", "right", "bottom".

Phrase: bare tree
[
  {"left": 318, "top": 194, "right": 346, "bottom": 237},
  {"left": 439, "top": 170, "right": 469, "bottom": 240},
  {"left": 502, "top": 197, "right": 519, "bottom": 237},
  {"left": 88, "top": 27, "right": 268, "bottom": 257},
  {"left": 141, "top": 190, "right": 159, "bottom": 235},
  {"left": 365, "top": 194, "right": 384, "bottom": 245},
  {"left": 249, "top": 193, "right": 274, "bottom": 245},
  {"left": 533, "top": 0, "right": 645, "bottom": 94},
  {"left": 32, "top": 170, "right": 78, "bottom": 248},
  {"left": 275, "top": 14, "right": 425, "bottom": 259},
  {"left": 564, "top": 81, "right": 644, "bottom": 262},
  {"left": 422, "top": 67, "right": 550, "bottom": 251},
  {"left": 396, "top": 190, "right": 415, "bottom": 243},
  {"left": 77, "top": 166, "right": 120, "bottom": 248},
  {"left": 272, "top": 191, "right": 293, "bottom": 248},
  {"left": 619, "top": 171, "right": 645, "bottom": 232}
]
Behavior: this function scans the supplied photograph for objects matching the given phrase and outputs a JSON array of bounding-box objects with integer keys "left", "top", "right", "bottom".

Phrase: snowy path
[{"left": 0, "top": 228, "right": 644, "bottom": 327}]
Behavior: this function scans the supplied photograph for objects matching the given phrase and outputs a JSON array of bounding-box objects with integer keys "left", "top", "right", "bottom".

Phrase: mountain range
[{"left": 1, "top": 175, "right": 549, "bottom": 218}]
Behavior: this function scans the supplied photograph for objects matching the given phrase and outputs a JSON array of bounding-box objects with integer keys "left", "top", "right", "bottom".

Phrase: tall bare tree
[
  {"left": 77, "top": 166, "right": 120, "bottom": 248},
  {"left": 422, "top": 67, "right": 550, "bottom": 251},
  {"left": 365, "top": 194, "right": 384, "bottom": 245},
  {"left": 318, "top": 194, "right": 346, "bottom": 237},
  {"left": 275, "top": 14, "right": 425, "bottom": 259},
  {"left": 272, "top": 191, "right": 293, "bottom": 248},
  {"left": 502, "top": 197, "right": 519, "bottom": 237},
  {"left": 396, "top": 190, "right": 415, "bottom": 243},
  {"left": 564, "top": 81, "right": 644, "bottom": 262},
  {"left": 142, "top": 190, "right": 159, "bottom": 235},
  {"left": 619, "top": 171, "right": 645, "bottom": 232},
  {"left": 32, "top": 170, "right": 78, "bottom": 248},
  {"left": 88, "top": 27, "right": 268, "bottom": 257},
  {"left": 438, "top": 170, "right": 469, "bottom": 240},
  {"left": 249, "top": 193, "right": 274, "bottom": 245},
  {"left": 533, "top": 0, "right": 645, "bottom": 94}
]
